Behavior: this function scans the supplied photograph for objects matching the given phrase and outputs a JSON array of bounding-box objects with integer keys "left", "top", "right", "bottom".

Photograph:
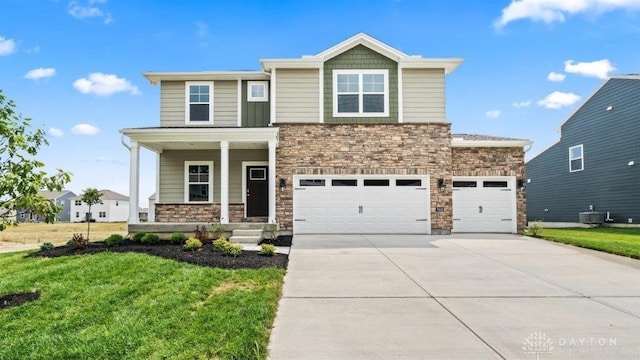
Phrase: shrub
[
  {"left": 141, "top": 233, "right": 160, "bottom": 244},
  {"left": 170, "top": 232, "right": 187, "bottom": 245},
  {"left": 211, "top": 224, "right": 226, "bottom": 240},
  {"left": 526, "top": 221, "right": 543, "bottom": 237},
  {"left": 132, "top": 232, "right": 146, "bottom": 242},
  {"left": 105, "top": 234, "right": 124, "bottom": 247},
  {"left": 212, "top": 237, "right": 229, "bottom": 252},
  {"left": 183, "top": 237, "right": 202, "bottom": 251},
  {"left": 71, "top": 233, "right": 88, "bottom": 249},
  {"left": 258, "top": 243, "right": 276, "bottom": 257},
  {"left": 263, "top": 224, "right": 277, "bottom": 241},
  {"left": 222, "top": 242, "right": 243, "bottom": 257},
  {"left": 40, "top": 242, "right": 54, "bottom": 251},
  {"left": 194, "top": 225, "right": 210, "bottom": 244}
]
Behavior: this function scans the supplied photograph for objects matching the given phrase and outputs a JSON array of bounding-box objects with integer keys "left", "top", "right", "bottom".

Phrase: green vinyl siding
[
  {"left": 324, "top": 45, "right": 398, "bottom": 124},
  {"left": 242, "top": 81, "right": 270, "bottom": 127}
]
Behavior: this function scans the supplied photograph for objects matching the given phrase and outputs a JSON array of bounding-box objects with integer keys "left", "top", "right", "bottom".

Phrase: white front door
[
  {"left": 293, "top": 176, "right": 431, "bottom": 234},
  {"left": 452, "top": 176, "right": 516, "bottom": 233}
]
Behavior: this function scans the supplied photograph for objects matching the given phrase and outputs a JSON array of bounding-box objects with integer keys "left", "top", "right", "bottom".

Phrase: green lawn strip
[
  {"left": 0, "top": 251, "right": 284, "bottom": 360},
  {"left": 537, "top": 227, "right": 640, "bottom": 259}
]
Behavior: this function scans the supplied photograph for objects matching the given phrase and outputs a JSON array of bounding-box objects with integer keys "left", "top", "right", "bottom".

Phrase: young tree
[
  {"left": 80, "top": 188, "right": 103, "bottom": 240},
  {"left": 0, "top": 90, "right": 71, "bottom": 231}
]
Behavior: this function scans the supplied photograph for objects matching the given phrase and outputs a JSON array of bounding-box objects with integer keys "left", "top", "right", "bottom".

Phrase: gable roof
[
  {"left": 38, "top": 190, "right": 75, "bottom": 200},
  {"left": 452, "top": 133, "right": 532, "bottom": 148},
  {"left": 261, "top": 32, "right": 463, "bottom": 74},
  {"left": 70, "top": 189, "right": 129, "bottom": 201}
]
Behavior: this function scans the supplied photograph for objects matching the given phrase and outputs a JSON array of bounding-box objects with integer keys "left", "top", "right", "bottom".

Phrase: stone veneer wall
[
  {"left": 156, "top": 203, "right": 245, "bottom": 223},
  {"left": 452, "top": 147, "right": 527, "bottom": 233},
  {"left": 276, "top": 123, "right": 452, "bottom": 233}
]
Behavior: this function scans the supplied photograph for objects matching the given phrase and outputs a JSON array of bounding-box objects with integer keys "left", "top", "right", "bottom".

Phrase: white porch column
[
  {"left": 220, "top": 141, "right": 229, "bottom": 224},
  {"left": 268, "top": 140, "right": 276, "bottom": 224},
  {"left": 128, "top": 141, "right": 140, "bottom": 224}
]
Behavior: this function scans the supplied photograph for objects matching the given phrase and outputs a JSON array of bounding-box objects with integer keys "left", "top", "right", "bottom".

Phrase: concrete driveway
[{"left": 268, "top": 234, "right": 640, "bottom": 359}]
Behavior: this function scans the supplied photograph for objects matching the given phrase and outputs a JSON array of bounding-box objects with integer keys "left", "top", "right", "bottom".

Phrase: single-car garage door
[
  {"left": 293, "top": 175, "right": 431, "bottom": 234},
  {"left": 452, "top": 176, "right": 516, "bottom": 233}
]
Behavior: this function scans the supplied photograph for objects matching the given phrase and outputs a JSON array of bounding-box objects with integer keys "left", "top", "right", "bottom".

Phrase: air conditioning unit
[{"left": 579, "top": 212, "right": 605, "bottom": 224}]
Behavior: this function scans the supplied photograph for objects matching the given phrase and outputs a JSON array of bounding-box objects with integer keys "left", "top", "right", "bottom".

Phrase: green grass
[
  {"left": 533, "top": 227, "right": 640, "bottom": 259},
  {"left": 0, "top": 251, "right": 285, "bottom": 359}
]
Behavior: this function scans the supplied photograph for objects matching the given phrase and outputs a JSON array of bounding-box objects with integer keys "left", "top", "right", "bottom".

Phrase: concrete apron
[{"left": 268, "top": 234, "right": 640, "bottom": 360}]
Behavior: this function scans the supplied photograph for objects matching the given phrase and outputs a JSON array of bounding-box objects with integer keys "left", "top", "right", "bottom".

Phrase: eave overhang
[{"left": 142, "top": 71, "right": 270, "bottom": 85}]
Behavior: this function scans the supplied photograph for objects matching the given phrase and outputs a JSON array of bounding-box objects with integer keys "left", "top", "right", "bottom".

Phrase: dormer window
[
  {"left": 248, "top": 81, "right": 268, "bottom": 102},
  {"left": 333, "top": 70, "right": 388, "bottom": 117},
  {"left": 185, "top": 82, "right": 214, "bottom": 124}
]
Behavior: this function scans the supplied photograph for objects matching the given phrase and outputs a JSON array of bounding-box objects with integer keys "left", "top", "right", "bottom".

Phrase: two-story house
[
  {"left": 70, "top": 189, "right": 129, "bottom": 223},
  {"left": 121, "top": 33, "right": 531, "bottom": 235},
  {"left": 527, "top": 75, "right": 639, "bottom": 225},
  {"left": 17, "top": 190, "right": 76, "bottom": 223}
]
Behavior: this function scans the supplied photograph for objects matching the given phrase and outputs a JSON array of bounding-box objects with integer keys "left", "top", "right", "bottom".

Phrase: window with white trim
[
  {"left": 185, "top": 161, "right": 213, "bottom": 202},
  {"left": 185, "top": 82, "right": 214, "bottom": 123},
  {"left": 333, "top": 69, "right": 388, "bottom": 117},
  {"left": 99, "top": 211, "right": 106, "bottom": 218},
  {"left": 75, "top": 200, "right": 81, "bottom": 206},
  {"left": 569, "top": 144, "right": 584, "bottom": 172},
  {"left": 247, "top": 81, "right": 268, "bottom": 102}
]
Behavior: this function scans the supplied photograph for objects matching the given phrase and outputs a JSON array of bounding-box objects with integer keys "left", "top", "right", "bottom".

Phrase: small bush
[
  {"left": 40, "top": 242, "right": 54, "bottom": 251},
  {"left": 141, "top": 233, "right": 160, "bottom": 244},
  {"left": 132, "top": 232, "right": 146, "bottom": 242},
  {"left": 183, "top": 237, "right": 202, "bottom": 251},
  {"left": 258, "top": 243, "right": 276, "bottom": 257},
  {"left": 526, "top": 221, "right": 543, "bottom": 237},
  {"left": 211, "top": 224, "right": 226, "bottom": 239},
  {"left": 212, "top": 237, "right": 229, "bottom": 252},
  {"left": 194, "top": 225, "right": 210, "bottom": 244},
  {"left": 71, "top": 233, "right": 88, "bottom": 249},
  {"left": 170, "top": 232, "right": 187, "bottom": 245},
  {"left": 263, "top": 224, "right": 277, "bottom": 241},
  {"left": 222, "top": 242, "right": 243, "bottom": 257},
  {"left": 105, "top": 234, "right": 124, "bottom": 247}
]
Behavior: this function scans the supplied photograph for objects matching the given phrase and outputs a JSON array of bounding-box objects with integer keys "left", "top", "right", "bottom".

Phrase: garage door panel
[{"left": 452, "top": 177, "right": 515, "bottom": 233}]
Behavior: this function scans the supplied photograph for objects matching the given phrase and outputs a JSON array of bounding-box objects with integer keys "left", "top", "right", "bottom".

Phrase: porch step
[
  {"left": 232, "top": 229, "right": 263, "bottom": 237},
  {"left": 229, "top": 228, "right": 263, "bottom": 244}
]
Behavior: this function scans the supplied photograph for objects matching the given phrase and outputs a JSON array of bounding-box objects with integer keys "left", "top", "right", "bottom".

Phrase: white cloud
[
  {"left": 68, "top": 1, "right": 112, "bottom": 24},
  {"left": 537, "top": 91, "right": 581, "bottom": 109},
  {"left": 24, "top": 67, "right": 56, "bottom": 80},
  {"left": 71, "top": 123, "right": 101, "bottom": 135},
  {"left": 26, "top": 45, "right": 40, "bottom": 54},
  {"left": 73, "top": 72, "right": 140, "bottom": 96},
  {"left": 49, "top": 128, "right": 64, "bottom": 137},
  {"left": 513, "top": 100, "right": 532, "bottom": 108},
  {"left": 564, "top": 59, "right": 616, "bottom": 79},
  {"left": 0, "top": 36, "right": 16, "bottom": 56},
  {"left": 485, "top": 110, "right": 501, "bottom": 118},
  {"left": 495, "top": 0, "right": 640, "bottom": 29},
  {"left": 547, "top": 72, "right": 566, "bottom": 82}
]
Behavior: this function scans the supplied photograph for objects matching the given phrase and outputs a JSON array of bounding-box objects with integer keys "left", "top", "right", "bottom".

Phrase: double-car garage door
[{"left": 293, "top": 176, "right": 431, "bottom": 234}]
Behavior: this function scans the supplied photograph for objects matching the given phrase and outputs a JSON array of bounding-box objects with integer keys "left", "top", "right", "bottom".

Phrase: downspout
[{"left": 120, "top": 133, "right": 130, "bottom": 150}]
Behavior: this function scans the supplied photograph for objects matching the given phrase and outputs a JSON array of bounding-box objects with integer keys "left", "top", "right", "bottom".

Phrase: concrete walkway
[{"left": 268, "top": 234, "right": 640, "bottom": 359}]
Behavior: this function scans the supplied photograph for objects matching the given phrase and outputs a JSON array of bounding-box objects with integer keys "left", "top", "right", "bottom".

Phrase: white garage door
[
  {"left": 293, "top": 176, "right": 431, "bottom": 234},
  {"left": 452, "top": 177, "right": 516, "bottom": 233}
]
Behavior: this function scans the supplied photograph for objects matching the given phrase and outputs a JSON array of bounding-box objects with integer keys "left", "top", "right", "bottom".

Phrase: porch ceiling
[{"left": 120, "top": 127, "right": 279, "bottom": 152}]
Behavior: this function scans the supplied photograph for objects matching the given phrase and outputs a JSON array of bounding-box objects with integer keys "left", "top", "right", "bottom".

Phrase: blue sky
[{"left": 1, "top": 0, "right": 638, "bottom": 206}]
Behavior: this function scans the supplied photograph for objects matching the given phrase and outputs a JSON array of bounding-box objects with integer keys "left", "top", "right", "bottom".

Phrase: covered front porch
[{"left": 120, "top": 127, "right": 279, "bottom": 233}]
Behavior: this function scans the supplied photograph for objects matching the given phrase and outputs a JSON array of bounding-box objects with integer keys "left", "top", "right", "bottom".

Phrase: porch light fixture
[
  {"left": 517, "top": 179, "right": 525, "bottom": 189},
  {"left": 279, "top": 178, "right": 286, "bottom": 191},
  {"left": 437, "top": 178, "right": 445, "bottom": 189}
]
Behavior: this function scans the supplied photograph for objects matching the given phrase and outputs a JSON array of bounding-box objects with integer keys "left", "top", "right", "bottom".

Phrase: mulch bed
[
  {"left": 29, "top": 240, "right": 289, "bottom": 270},
  {"left": 0, "top": 292, "right": 41, "bottom": 310},
  {"left": 259, "top": 235, "right": 292, "bottom": 247}
]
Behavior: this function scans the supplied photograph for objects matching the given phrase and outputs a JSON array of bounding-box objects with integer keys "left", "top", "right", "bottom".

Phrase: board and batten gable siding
[
  {"left": 526, "top": 78, "right": 640, "bottom": 223},
  {"left": 275, "top": 69, "right": 320, "bottom": 123},
  {"left": 402, "top": 68, "right": 446, "bottom": 123},
  {"left": 324, "top": 45, "right": 398, "bottom": 124},
  {"left": 159, "top": 80, "right": 238, "bottom": 127},
  {"left": 159, "top": 149, "right": 268, "bottom": 203},
  {"left": 242, "top": 81, "right": 270, "bottom": 127}
]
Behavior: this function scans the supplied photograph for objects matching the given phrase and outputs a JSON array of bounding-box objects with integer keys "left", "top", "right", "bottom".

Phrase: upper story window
[
  {"left": 185, "top": 82, "right": 214, "bottom": 124},
  {"left": 248, "top": 81, "right": 268, "bottom": 102},
  {"left": 184, "top": 161, "right": 213, "bottom": 202},
  {"left": 569, "top": 144, "right": 584, "bottom": 172},
  {"left": 333, "top": 69, "right": 388, "bottom": 117},
  {"left": 75, "top": 200, "right": 81, "bottom": 206}
]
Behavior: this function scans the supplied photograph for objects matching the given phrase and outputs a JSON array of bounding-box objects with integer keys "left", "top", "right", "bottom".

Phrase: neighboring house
[
  {"left": 139, "top": 208, "right": 149, "bottom": 222},
  {"left": 17, "top": 190, "right": 76, "bottom": 223},
  {"left": 526, "top": 75, "right": 640, "bottom": 225},
  {"left": 148, "top": 193, "right": 156, "bottom": 222},
  {"left": 121, "top": 33, "right": 531, "bottom": 234},
  {"left": 70, "top": 190, "right": 129, "bottom": 223}
]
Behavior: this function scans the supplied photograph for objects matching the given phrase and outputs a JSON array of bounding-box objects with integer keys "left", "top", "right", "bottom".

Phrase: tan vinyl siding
[
  {"left": 160, "top": 81, "right": 185, "bottom": 127},
  {"left": 159, "top": 149, "right": 268, "bottom": 203},
  {"left": 275, "top": 69, "right": 320, "bottom": 123},
  {"left": 402, "top": 69, "right": 445, "bottom": 123},
  {"left": 160, "top": 80, "right": 238, "bottom": 127},
  {"left": 214, "top": 81, "right": 238, "bottom": 126}
]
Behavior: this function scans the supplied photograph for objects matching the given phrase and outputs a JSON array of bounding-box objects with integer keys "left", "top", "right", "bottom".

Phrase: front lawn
[
  {"left": 0, "top": 250, "right": 284, "bottom": 359},
  {"left": 534, "top": 227, "right": 640, "bottom": 259}
]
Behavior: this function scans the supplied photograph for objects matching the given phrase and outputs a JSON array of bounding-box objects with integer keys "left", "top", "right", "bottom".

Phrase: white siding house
[{"left": 70, "top": 190, "right": 129, "bottom": 223}]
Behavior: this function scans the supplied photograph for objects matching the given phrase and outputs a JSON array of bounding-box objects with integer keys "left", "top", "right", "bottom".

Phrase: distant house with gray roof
[
  {"left": 70, "top": 189, "right": 129, "bottom": 223},
  {"left": 17, "top": 190, "right": 76, "bottom": 223}
]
